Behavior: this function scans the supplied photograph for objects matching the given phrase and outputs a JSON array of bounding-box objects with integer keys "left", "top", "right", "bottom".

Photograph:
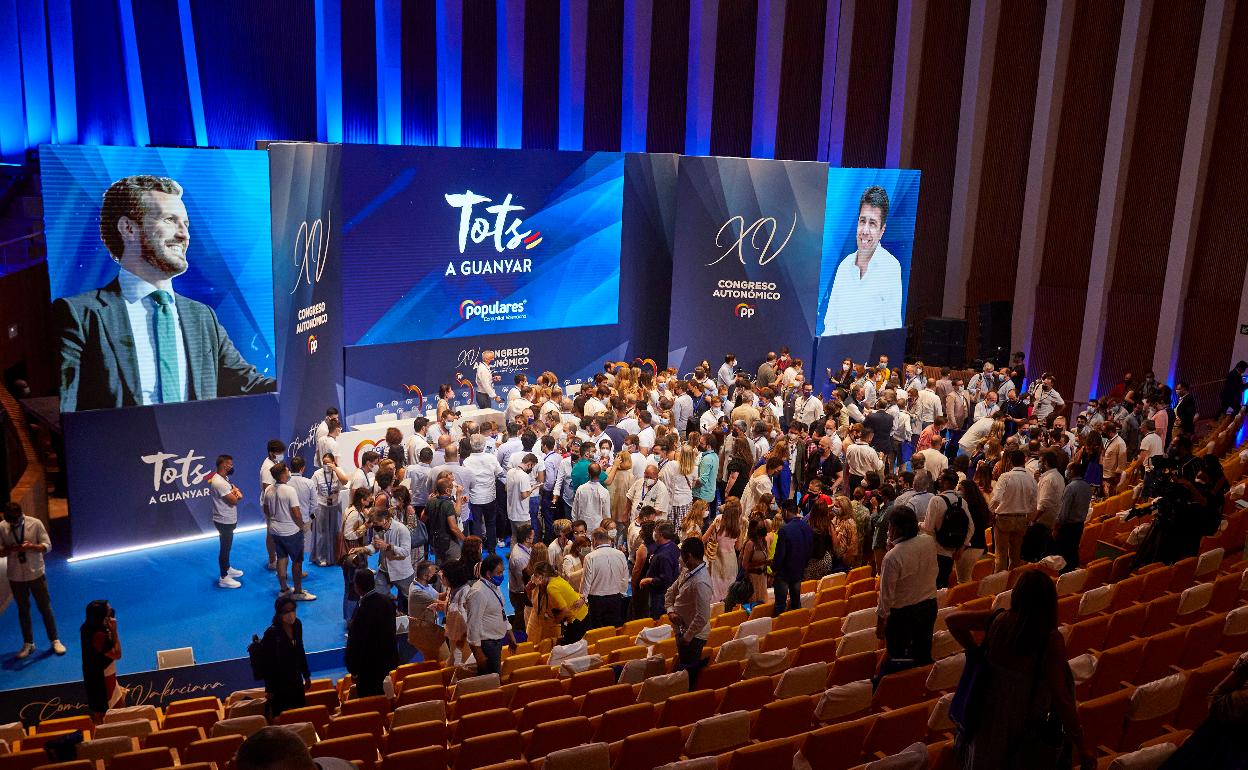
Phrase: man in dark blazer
[
  {"left": 53, "top": 174, "right": 275, "bottom": 412},
  {"left": 344, "top": 569, "right": 399, "bottom": 698}
]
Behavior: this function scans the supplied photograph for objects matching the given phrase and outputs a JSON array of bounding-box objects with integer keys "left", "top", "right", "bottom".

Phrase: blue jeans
[
  {"left": 772, "top": 575, "right": 802, "bottom": 616},
  {"left": 479, "top": 637, "right": 505, "bottom": 675}
]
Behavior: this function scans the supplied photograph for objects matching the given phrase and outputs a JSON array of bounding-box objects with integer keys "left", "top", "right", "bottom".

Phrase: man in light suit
[{"left": 53, "top": 175, "right": 276, "bottom": 412}]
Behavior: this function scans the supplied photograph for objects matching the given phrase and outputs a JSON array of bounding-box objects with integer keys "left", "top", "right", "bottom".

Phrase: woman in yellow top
[
  {"left": 524, "top": 543, "right": 560, "bottom": 644},
  {"left": 531, "top": 561, "right": 589, "bottom": 644}
]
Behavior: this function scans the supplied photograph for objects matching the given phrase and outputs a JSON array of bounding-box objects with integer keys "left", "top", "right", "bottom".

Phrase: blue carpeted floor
[{"left": 0, "top": 528, "right": 514, "bottom": 691}]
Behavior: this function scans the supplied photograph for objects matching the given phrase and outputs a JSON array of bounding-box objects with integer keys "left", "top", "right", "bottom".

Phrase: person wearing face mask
[
  {"left": 464, "top": 554, "right": 516, "bottom": 674},
  {"left": 260, "top": 439, "right": 287, "bottom": 571},
  {"left": 572, "top": 462, "right": 612, "bottom": 532},
  {"left": 209, "top": 454, "right": 246, "bottom": 588},
  {"left": 260, "top": 595, "right": 310, "bottom": 718},
  {"left": 2, "top": 502, "right": 65, "bottom": 658}
]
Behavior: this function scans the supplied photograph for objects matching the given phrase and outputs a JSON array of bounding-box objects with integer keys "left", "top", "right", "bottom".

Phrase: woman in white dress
[{"left": 704, "top": 497, "right": 743, "bottom": 602}]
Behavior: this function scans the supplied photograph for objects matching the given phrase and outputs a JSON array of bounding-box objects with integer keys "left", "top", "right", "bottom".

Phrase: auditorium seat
[
  {"left": 1077, "top": 688, "right": 1133, "bottom": 753},
  {"left": 871, "top": 665, "right": 933, "bottom": 709},
  {"left": 1065, "top": 615, "right": 1111, "bottom": 656},
  {"left": 568, "top": 669, "right": 616, "bottom": 698},
  {"left": 796, "top": 716, "right": 872, "bottom": 770},
  {"left": 510, "top": 679, "right": 563, "bottom": 709},
  {"left": 523, "top": 716, "right": 590, "bottom": 759},
  {"left": 143, "top": 726, "right": 204, "bottom": 757},
  {"left": 165, "top": 699, "right": 221, "bottom": 718},
  {"left": 275, "top": 706, "right": 330, "bottom": 734},
  {"left": 1138, "top": 593, "right": 1181, "bottom": 636},
  {"left": 183, "top": 736, "right": 243, "bottom": 770},
  {"left": 861, "top": 700, "right": 933, "bottom": 758},
  {"left": 578, "top": 684, "right": 635, "bottom": 719},
  {"left": 608, "top": 726, "right": 682, "bottom": 770},
  {"left": 340, "top": 695, "right": 390, "bottom": 717},
  {"left": 454, "top": 731, "right": 523, "bottom": 770},
  {"left": 829, "top": 651, "right": 878, "bottom": 687},
  {"left": 109, "top": 748, "right": 175, "bottom": 770},
  {"left": 1173, "top": 654, "right": 1238, "bottom": 729},
  {"left": 210, "top": 716, "right": 266, "bottom": 740},
  {"left": 1082, "top": 640, "right": 1143, "bottom": 699},
  {"left": 1118, "top": 673, "right": 1187, "bottom": 750},
  {"left": 593, "top": 704, "right": 656, "bottom": 746},
  {"left": 515, "top": 696, "right": 577, "bottom": 733},
  {"left": 656, "top": 690, "right": 717, "bottom": 728},
  {"left": 0, "top": 751, "right": 53, "bottom": 770},
  {"left": 717, "top": 677, "right": 775, "bottom": 714},
  {"left": 35, "top": 716, "right": 94, "bottom": 737},
  {"left": 31, "top": 760, "right": 92, "bottom": 770},
  {"left": 751, "top": 695, "right": 816, "bottom": 742},
  {"left": 16, "top": 732, "right": 75, "bottom": 752},
  {"left": 325, "top": 713, "right": 384, "bottom": 742},
  {"left": 310, "top": 735, "right": 377, "bottom": 770},
  {"left": 452, "top": 708, "right": 515, "bottom": 744},
  {"left": 161, "top": 710, "right": 218, "bottom": 734},
  {"left": 383, "top": 721, "right": 446, "bottom": 754},
  {"left": 1100, "top": 603, "right": 1146, "bottom": 649},
  {"left": 1135, "top": 627, "right": 1188, "bottom": 684}
]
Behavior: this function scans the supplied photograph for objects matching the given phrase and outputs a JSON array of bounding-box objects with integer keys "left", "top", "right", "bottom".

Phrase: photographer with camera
[
  {"left": 1127, "top": 434, "right": 1222, "bottom": 568},
  {"left": 1, "top": 502, "right": 65, "bottom": 659}
]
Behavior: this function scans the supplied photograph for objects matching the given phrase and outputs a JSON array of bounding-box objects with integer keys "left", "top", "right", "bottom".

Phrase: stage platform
[{"left": 0, "top": 528, "right": 500, "bottom": 692}]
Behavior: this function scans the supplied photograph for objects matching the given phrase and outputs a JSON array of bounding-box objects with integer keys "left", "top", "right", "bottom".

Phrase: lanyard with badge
[{"left": 321, "top": 468, "right": 338, "bottom": 505}]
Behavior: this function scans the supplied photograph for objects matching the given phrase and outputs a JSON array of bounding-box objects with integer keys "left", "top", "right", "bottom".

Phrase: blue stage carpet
[{"left": 0, "top": 528, "right": 507, "bottom": 692}]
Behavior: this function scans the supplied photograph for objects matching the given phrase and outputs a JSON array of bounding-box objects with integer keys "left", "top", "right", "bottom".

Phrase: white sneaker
[
  {"left": 16, "top": 643, "right": 34, "bottom": 659},
  {"left": 227, "top": 567, "right": 244, "bottom": 578},
  {"left": 51, "top": 640, "right": 67, "bottom": 655},
  {"left": 218, "top": 576, "right": 242, "bottom": 589},
  {"left": 496, "top": 539, "right": 507, "bottom": 549},
  {"left": 291, "top": 591, "right": 317, "bottom": 601}
]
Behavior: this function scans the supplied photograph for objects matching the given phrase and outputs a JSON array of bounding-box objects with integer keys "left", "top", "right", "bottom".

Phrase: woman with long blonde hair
[
  {"left": 704, "top": 497, "right": 742, "bottom": 602},
  {"left": 682, "top": 499, "right": 708, "bottom": 541},
  {"left": 830, "top": 495, "right": 860, "bottom": 570},
  {"left": 662, "top": 444, "right": 699, "bottom": 531}
]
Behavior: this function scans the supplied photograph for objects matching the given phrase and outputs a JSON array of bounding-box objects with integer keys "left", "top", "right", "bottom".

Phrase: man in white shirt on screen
[{"left": 821, "top": 185, "right": 902, "bottom": 336}]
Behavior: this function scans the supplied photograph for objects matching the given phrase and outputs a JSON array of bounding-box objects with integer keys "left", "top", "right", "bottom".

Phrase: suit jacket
[
  {"left": 345, "top": 590, "right": 399, "bottom": 676},
  {"left": 53, "top": 278, "right": 276, "bottom": 412}
]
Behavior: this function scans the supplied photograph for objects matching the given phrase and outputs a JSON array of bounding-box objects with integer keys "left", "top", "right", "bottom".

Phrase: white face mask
[{"left": 274, "top": 453, "right": 285, "bottom": 463}]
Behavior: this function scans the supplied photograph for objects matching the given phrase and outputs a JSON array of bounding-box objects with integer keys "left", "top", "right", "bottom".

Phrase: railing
[
  {"left": 0, "top": 231, "right": 43, "bottom": 276},
  {"left": 0, "top": 382, "right": 48, "bottom": 525}
]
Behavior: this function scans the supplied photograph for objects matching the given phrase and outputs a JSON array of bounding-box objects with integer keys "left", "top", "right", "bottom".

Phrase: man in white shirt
[
  {"left": 463, "top": 435, "right": 507, "bottom": 552},
  {"left": 915, "top": 385, "right": 944, "bottom": 432},
  {"left": 465, "top": 554, "right": 515, "bottom": 675},
  {"left": 260, "top": 438, "right": 286, "bottom": 571},
  {"left": 261, "top": 463, "right": 314, "bottom": 600},
  {"left": 875, "top": 506, "right": 938, "bottom": 665},
  {"left": 793, "top": 382, "right": 824, "bottom": 427},
  {"left": 402, "top": 417, "right": 431, "bottom": 467},
  {"left": 973, "top": 391, "right": 1000, "bottom": 421},
  {"left": 350, "top": 451, "right": 380, "bottom": 495},
  {"left": 505, "top": 386, "right": 534, "bottom": 423},
  {"left": 572, "top": 462, "right": 612, "bottom": 530},
  {"left": 913, "top": 436, "right": 949, "bottom": 477},
  {"left": 699, "top": 395, "right": 726, "bottom": 433},
  {"left": 921, "top": 471, "right": 974, "bottom": 588},
  {"left": 845, "top": 430, "right": 884, "bottom": 494},
  {"left": 316, "top": 417, "right": 343, "bottom": 469},
  {"left": 315, "top": 407, "right": 339, "bottom": 439},
  {"left": 1028, "top": 448, "right": 1065, "bottom": 562},
  {"left": 627, "top": 465, "right": 670, "bottom": 520},
  {"left": 717, "top": 355, "right": 738, "bottom": 391},
  {"left": 1, "top": 502, "right": 66, "bottom": 658},
  {"left": 1029, "top": 375, "right": 1065, "bottom": 425},
  {"left": 1099, "top": 421, "right": 1128, "bottom": 495},
  {"left": 473, "top": 350, "right": 503, "bottom": 408},
  {"left": 636, "top": 412, "right": 656, "bottom": 452},
  {"left": 958, "top": 416, "right": 997, "bottom": 457},
  {"left": 1138, "top": 419, "right": 1164, "bottom": 471},
  {"left": 821, "top": 186, "right": 901, "bottom": 336},
  {"left": 989, "top": 449, "right": 1037, "bottom": 571},
  {"left": 582, "top": 528, "right": 630, "bottom": 629},
  {"left": 672, "top": 382, "right": 695, "bottom": 437},
  {"left": 209, "top": 454, "right": 245, "bottom": 588},
  {"left": 495, "top": 424, "right": 525, "bottom": 469},
  {"left": 505, "top": 454, "right": 541, "bottom": 542},
  {"left": 286, "top": 456, "right": 319, "bottom": 568}
]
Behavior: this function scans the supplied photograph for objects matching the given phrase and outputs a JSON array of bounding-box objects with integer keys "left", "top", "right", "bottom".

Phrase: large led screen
[{"left": 43, "top": 145, "right": 276, "bottom": 412}]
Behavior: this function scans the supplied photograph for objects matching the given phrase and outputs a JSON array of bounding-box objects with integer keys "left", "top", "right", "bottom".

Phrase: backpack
[
  {"left": 247, "top": 633, "right": 266, "bottom": 680},
  {"left": 933, "top": 492, "right": 970, "bottom": 550}
]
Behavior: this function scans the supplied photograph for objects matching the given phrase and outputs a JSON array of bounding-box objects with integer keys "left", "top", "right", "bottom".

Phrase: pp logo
[
  {"left": 307, "top": 335, "right": 318, "bottom": 355},
  {"left": 734, "top": 303, "right": 756, "bottom": 319}
]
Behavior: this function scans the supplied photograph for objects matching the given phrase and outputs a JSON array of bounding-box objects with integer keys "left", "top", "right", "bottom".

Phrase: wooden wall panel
[
  {"left": 1176, "top": 2, "right": 1248, "bottom": 415},
  {"left": 1097, "top": 0, "right": 1204, "bottom": 395},
  {"left": 645, "top": 0, "right": 691, "bottom": 153},
  {"left": 1028, "top": 0, "right": 1124, "bottom": 392},
  {"left": 709, "top": 0, "right": 758, "bottom": 158},
  {"left": 840, "top": 0, "right": 897, "bottom": 168},
  {"left": 584, "top": 0, "right": 624, "bottom": 151},
  {"left": 774, "top": 0, "right": 828, "bottom": 161},
  {"left": 905, "top": 0, "right": 970, "bottom": 332}
]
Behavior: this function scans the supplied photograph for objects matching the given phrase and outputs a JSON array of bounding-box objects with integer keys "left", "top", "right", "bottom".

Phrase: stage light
[{"left": 67, "top": 524, "right": 266, "bottom": 563}]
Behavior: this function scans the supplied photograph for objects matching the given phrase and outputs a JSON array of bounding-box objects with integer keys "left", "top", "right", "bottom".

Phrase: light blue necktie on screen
[{"left": 149, "top": 290, "right": 179, "bottom": 404}]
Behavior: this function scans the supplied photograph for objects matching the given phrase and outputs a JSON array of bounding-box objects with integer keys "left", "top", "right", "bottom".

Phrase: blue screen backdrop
[
  {"left": 338, "top": 145, "right": 624, "bottom": 344},
  {"left": 41, "top": 144, "right": 276, "bottom": 382}
]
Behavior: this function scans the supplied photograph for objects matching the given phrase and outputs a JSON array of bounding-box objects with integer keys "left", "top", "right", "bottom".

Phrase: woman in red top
[{"left": 80, "top": 600, "right": 123, "bottom": 722}]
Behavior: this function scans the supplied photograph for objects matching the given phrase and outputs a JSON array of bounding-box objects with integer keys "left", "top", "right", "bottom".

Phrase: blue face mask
[{"left": 489, "top": 574, "right": 505, "bottom": 587}]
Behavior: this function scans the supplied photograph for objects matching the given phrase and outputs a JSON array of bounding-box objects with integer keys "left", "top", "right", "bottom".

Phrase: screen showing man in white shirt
[{"left": 820, "top": 185, "right": 903, "bottom": 337}]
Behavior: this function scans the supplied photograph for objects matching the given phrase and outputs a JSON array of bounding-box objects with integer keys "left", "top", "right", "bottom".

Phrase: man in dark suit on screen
[{"left": 53, "top": 174, "right": 276, "bottom": 412}]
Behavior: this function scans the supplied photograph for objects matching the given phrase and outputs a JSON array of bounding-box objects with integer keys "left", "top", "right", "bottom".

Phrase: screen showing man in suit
[{"left": 43, "top": 146, "right": 277, "bottom": 412}]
